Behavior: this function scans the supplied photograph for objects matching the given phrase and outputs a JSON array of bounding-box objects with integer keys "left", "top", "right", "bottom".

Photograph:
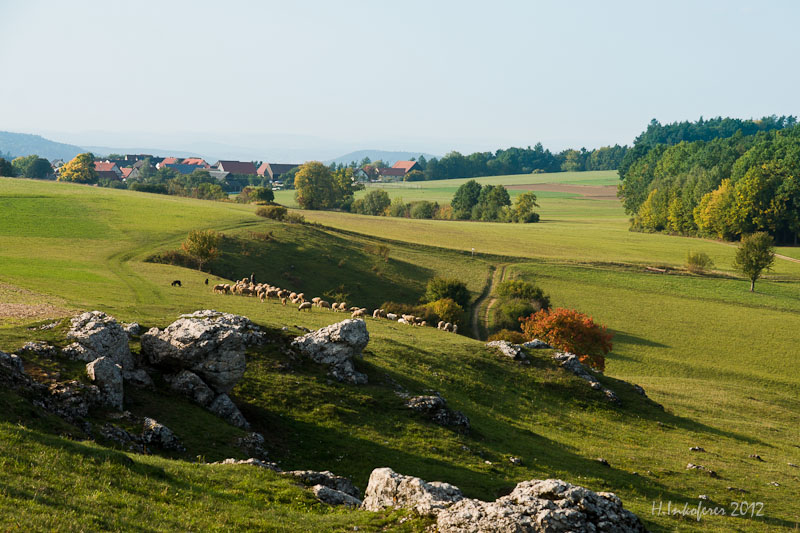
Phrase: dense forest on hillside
[{"left": 617, "top": 116, "right": 800, "bottom": 243}]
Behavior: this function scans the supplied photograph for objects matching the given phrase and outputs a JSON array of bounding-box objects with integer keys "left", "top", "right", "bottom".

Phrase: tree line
[
  {"left": 337, "top": 144, "right": 628, "bottom": 182},
  {"left": 617, "top": 116, "right": 800, "bottom": 244}
]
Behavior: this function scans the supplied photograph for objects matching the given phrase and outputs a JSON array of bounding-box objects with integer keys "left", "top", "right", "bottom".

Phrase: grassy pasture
[
  {"left": 1, "top": 177, "right": 800, "bottom": 531},
  {"left": 273, "top": 169, "right": 618, "bottom": 207}
]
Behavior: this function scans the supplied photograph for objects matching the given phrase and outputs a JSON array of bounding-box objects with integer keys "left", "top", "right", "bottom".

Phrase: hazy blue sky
[{"left": 1, "top": 0, "right": 799, "bottom": 159}]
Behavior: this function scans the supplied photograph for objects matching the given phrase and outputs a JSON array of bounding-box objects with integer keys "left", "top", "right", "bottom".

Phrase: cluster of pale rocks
[{"left": 2, "top": 312, "right": 649, "bottom": 530}]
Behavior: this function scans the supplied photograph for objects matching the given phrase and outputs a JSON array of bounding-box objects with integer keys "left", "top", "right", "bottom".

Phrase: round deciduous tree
[
  {"left": 58, "top": 153, "right": 98, "bottom": 184},
  {"left": 733, "top": 231, "right": 775, "bottom": 292},
  {"left": 182, "top": 229, "right": 222, "bottom": 271}
]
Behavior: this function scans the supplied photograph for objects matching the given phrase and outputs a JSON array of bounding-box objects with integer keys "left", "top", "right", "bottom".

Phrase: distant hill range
[
  {"left": 0, "top": 131, "right": 85, "bottom": 161},
  {"left": 326, "top": 149, "right": 438, "bottom": 166}
]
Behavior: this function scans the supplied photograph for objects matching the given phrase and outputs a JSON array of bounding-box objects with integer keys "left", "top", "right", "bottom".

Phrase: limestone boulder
[
  {"left": 86, "top": 356, "right": 123, "bottom": 410},
  {"left": 406, "top": 395, "right": 470, "bottom": 430},
  {"left": 361, "top": 467, "right": 463, "bottom": 515},
  {"left": 312, "top": 485, "right": 363, "bottom": 507},
  {"left": 68, "top": 311, "right": 134, "bottom": 369},
  {"left": 283, "top": 470, "right": 361, "bottom": 499},
  {"left": 141, "top": 310, "right": 263, "bottom": 393},
  {"left": 291, "top": 319, "right": 369, "bottom": 384},
  {"left": 209, "top": 393, "right": 250, "bottom": 429},
  {"left": 362, "top": 468, "right": 647, "bottom": 533},
  {"left": 142, "top": 417, "right": 184, "bottom": 451},
  {"left": 165, "top": 370, "right": 216, "bottom": 407}
]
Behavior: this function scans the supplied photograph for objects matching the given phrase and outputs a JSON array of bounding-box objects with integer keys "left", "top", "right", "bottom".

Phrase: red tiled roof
[
  {"left": 181, "top": 158, "right": 209, "bottom": 167},
  {"left": 161, "top": 157, "right": 179, "bottom": 165},
  {"left": 94, "top": 162, "right": 118, "bottom": 172},
  {"left": 392, "top": 160, "right": 419, "bottom": 172},
  {"left": 121, "top": 168, "right": 133, "bottom": 178},
  {"left": 257, "top": 162, "right": 270, "bottom": 176}
]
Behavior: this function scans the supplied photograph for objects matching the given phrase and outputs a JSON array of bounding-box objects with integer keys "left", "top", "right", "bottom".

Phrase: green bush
[
  {"left": 495, "top": 280, "right": 550, "bottom": 309},
  {"left": 352, "top": 189, "right": 391, "bottom": 216},
  {"left": 685, "top": 251, "right": 714, "bottom": 274},
  {"left": 388, "top": 197, "right": 410, "bottom": 217},
  {"left": 284, "top": 212, "right": 306, "bottom": 224},
  {"left": 423, "top": 278, "right": 470, "bottom": 308},
  {"left": 410, "top": 201, "right": 438, "bottom": 219},
  {"left": 425, "top": 298, "right": 464, "bottom": 325},
  {"left": 255, "top": 205, "right": 288, "bottom": 220},
  {"left": 494, "top": 298, "right": 541, "bottom": 331}
]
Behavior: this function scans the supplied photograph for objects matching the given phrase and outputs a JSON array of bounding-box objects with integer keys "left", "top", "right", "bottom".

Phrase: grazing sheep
[
  {"left": 241, "top": 287, "right": 254, "bottom": 296},
  {"left": 444, "top": 322, "right": 453, "bottom": 332},
  {"left": 352, "top": 309, "right": 365, "bottom": 319},
  {"left": 213, "top": 284, "right": 226, "bottom": 294},
  {"left": 312, "top": 297, "right": 321, "bottom": 304},
  {"left": 297, "top": 293, "right": 305, "bottom": 301},
  {"left": 281, "top": 297, "right": 287, "bottom": 306},
  {"left": 401, "top": 314, "right": 415, "bottom": 324},
  {"left": 420, "top": 321, "right": 427, "bottom": 327},
  {"left": 437, "top": 320, "right": 445, "bottom": 330},
  {"left": 452, "top": 324, "right": 458, "bottom": 334},
  {"left": 386, "top": 313, "right": 398, "bottom": 321},
  {"left": 259, "top": 292, "right": 266, "bottom": 302},
  {"left": 398, "top": 318, "right": 409, "bottom": 325},
  {"left": 298, "top": 302, "right": 312, "bottom": 312},
  {"left": 278, "top": 290, "right": 289, "bottom": 299},
  {"left": 289, "top": 292, "right": 297, "bottom": 300},
  {"left": 319, "top": 300, "right": 331, "bottom": 309},
  {"left": 372, "top": 309, "right": 382, "bottom": 319}
]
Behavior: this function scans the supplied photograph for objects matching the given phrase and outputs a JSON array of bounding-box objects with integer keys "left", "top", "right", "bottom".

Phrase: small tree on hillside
[
  {"left": 733, "top": 231, "right": 775, "bottom": 292},
  {"left": 58, "top": 153, "right": 98, "bottom": 184},
  {"left": 520, "top": 308, "right": 613, "bottom": 371},
  {"left": 182, "top": 229, "right": 221, "bottom": 271}
]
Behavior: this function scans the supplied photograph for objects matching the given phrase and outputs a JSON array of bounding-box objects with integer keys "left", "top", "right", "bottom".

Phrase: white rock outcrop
[
  {"left": 291, "top": 319, "right": 369, "bottom": 384},
  {"left": 361, "top": 468, "right": 647, "bottom": 533}
]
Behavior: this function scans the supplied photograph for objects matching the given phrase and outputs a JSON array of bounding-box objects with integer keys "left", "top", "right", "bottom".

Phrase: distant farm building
[
  {"left": 392, "top": 160, "right": 422, "bottom": 173},
  {"left": 377, "top": 167, "right": 406, "bottom": 180},
  {"left": 215, "top": 160, "right": 258, "bottom": 175},
  {"left": 94, "top": 161, "right": 122, "bottom": 180},
  {"left": 181, "top": 158, "right": 210, "bottom": 168},
  {"left": 257, "top": 162, "right": 300, "bottom": 181}
]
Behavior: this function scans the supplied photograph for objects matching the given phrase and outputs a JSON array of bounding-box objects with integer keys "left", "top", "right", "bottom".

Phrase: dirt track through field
[{"left": 506, "top": 183, "right": 619, "bottom": 200}]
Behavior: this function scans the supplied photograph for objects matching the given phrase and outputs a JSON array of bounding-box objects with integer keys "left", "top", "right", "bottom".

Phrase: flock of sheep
[{"left": 212, "top": 279, "right": 459, "bottom": 333}]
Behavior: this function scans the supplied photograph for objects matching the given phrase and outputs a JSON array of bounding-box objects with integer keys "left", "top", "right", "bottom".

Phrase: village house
[
  {"left": 377, "top": 167, "right": 406, "bottom": 181},
  {"left": 257, "top": 162, "right": 299, "bottom": 181},
  {"left": 94, "top": 161, "right": 123, "bottom": 181},
  {"left": 181, "top": 158, "right": 210, "bottom": 168},
  {"left": 214, "top": 160, "right": 258, "bottom": 175},
  {"left": 392, "top": 160, "right": 423, "bottom": 173}
]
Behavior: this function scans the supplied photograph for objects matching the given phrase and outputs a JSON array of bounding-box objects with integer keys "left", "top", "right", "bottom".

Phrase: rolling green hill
[{"left": 1, "top": 177, "right": 799, "bottom": 531}]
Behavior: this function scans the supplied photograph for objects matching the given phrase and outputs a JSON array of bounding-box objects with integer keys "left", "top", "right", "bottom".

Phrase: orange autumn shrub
[{"left": 520, "top": 308, "right": 613, "bottom": 371}]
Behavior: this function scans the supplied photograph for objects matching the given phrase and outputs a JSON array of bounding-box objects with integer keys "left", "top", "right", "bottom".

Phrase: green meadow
[{"left": 1, "top": 176, "right": 799, "bottom": 531}]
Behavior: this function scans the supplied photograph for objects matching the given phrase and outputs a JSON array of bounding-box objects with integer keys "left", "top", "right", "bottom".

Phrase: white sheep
[
  {"left": 352, "top": 309, "right": 365, "bottom": 318},
  {"left": 298, "top": 302, "right": 312, "bottom": 312},
  {"left": 386, "top": 313, "right": 398, "bottom": 321}
]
